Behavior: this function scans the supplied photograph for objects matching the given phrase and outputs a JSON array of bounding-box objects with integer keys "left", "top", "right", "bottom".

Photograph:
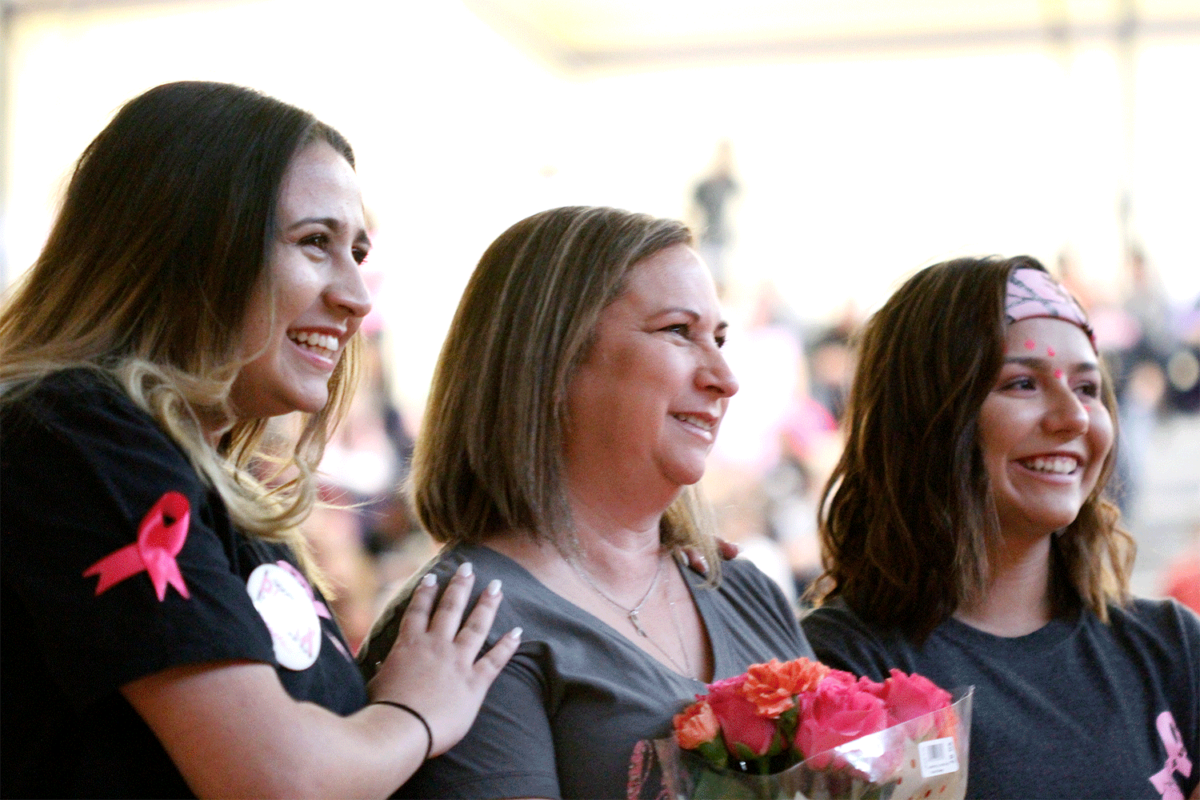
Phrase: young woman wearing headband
[
  {"left": 801, "top": 256, "right": 1199, "bottom": 799},
  {"left": 0, "top": 81, "right": 519, "bottom": 798}
]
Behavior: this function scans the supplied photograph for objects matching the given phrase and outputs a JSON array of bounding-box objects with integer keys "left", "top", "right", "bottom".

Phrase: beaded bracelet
[{"left": 370, "top": 701, "right": 433, "bottom": 762}]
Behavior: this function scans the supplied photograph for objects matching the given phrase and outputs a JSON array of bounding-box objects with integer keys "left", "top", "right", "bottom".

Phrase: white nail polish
[
  {"left": 509, "top": 627, "right": 523, "bottom": 639},
  {"left": 421, "top": 573, "right": 437, "bottom": 587},
  {"left": 486, "top": 579, "right": 502, "bottom": 596},
  {"left": 457, "top": 562, "right": 474, "bottom": 577}
]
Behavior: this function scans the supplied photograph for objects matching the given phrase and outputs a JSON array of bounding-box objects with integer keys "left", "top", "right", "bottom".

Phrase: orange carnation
[
  {"left": 741, "top": 657, "right": 832, "bottom": 718},
  {"left": 673, "top": 699, "right": 721, "bottom": 750}
]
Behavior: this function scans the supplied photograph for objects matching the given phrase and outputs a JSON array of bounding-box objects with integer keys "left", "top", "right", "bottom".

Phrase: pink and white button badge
[{"left": 246, "top": 563, "right": 322, "bottom": 670}]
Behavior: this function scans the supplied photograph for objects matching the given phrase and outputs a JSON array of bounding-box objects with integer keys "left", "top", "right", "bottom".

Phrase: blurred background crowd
[{"left": 3, "top": 0, "right": 1198, "bottom": 650}]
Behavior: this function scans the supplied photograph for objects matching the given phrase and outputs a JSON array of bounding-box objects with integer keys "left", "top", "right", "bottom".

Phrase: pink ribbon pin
[{"left": 84, "top": 491, "right": 192, "bottom": 601}]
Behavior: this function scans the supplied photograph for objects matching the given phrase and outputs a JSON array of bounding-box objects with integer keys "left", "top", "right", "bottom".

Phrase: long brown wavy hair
[{"left": 809, "top": 256, "right": 1133, "bottom": 641}]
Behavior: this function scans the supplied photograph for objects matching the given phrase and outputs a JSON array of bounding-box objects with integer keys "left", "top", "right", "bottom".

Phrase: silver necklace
[
  {"left": 572, "top": 553, "right": 696, "bottom": 679},
  {"left": 569, "top": 553, "right": 662, "bottom": 637},
  {"left": 645, "top": 583, "right": 696, "bottom": 680}
]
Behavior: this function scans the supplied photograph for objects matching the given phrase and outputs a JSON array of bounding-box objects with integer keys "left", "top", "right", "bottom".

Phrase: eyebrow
[
  {"left": 1003, "top": 356, "right": 1099, "bottom": 372},
  {"left": 287, "top": 216, "right": 372, "bottom": 247}
]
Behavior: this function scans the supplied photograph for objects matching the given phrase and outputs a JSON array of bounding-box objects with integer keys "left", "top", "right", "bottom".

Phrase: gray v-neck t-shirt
[{"left": 360, "top": 543, "right": 812, "bottom": 799}]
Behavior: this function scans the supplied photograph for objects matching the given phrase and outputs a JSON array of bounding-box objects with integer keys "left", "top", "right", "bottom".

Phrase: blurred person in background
[
  {"left": 801, "top": 256, "right": 1199, "bottom": 799},
  {"left": 0, "top": 80, "right": 519, "bottom": 798},
  {"left": 306, "top": 321, "right": 419, "bottom": 651},
  {"left": 689, "top": 139, "right": 739, "bottom": 298},
  {"left": 805, "top": 300, "right": 859, "bottom": 425},
  {"left": 359, "top": 205, "right": 814, "bottom": 800},
  {"left": 707, "top": 281, "right": 839, "bottom": 604}
]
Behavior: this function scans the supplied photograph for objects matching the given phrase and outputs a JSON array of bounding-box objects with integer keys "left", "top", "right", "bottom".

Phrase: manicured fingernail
[
  {"left": 509, "top": 627, "right": 523, "bottom": 640},
  {"left": 486, "top": 579, "right": 502, "bottom": 596},
  {"left": 698, "top": 556, "right": 709, "bottom": 572},
  {"left": 457, "top": 562, "right": 473, "bottom": 577},
  {"left": 421, "top": 573, "right": 437, "bottom": 587}
]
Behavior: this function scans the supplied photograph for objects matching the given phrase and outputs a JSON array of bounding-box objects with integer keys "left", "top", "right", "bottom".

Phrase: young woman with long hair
[
  {"left": 802, "top": 256, "right": 1199, "bottom": 799},
  {"left": 0, "top": 81, "right": 519, "bottom": 799}
]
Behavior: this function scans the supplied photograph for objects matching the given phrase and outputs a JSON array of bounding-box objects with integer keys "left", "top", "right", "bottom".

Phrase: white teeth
[
  {"left": 1021, "top": 456, "right": 1078, "bottom": 474},
  {"left": 673, "top": 413, "right": 715, "bottom": 432},
  {"left": 289, "top": 332, "right": 338, "bottom": 354}
]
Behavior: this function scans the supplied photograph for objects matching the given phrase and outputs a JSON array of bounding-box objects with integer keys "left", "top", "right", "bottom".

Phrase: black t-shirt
[
  {"left": 802, "top": 597, "right": 1200, "bottom": 800},
  {"left": 1, "top": 370, "right": 368, "bottom": 798}
]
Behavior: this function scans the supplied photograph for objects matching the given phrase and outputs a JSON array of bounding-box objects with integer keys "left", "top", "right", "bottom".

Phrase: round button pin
[{"left": 246, "top": 563, "right": 322, "bottom": 670}]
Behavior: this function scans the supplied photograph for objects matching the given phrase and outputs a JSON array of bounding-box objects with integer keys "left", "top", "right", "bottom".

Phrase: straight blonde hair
[{"left": 412, "top": 206, "right": 721, "bottom": 577}]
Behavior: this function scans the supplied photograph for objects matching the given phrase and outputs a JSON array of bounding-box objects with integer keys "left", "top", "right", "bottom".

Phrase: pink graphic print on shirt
[{"left": 1150, "top": 711, "right": 1193, "bottom": 800}]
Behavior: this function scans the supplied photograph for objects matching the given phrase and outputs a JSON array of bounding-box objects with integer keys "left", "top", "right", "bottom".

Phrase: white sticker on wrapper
[
  {"left": 918, "top": 737, "right": 959, "bottom": 777},
  {"left": 246, "top": 563, "right": 321, "bottom": 670}
]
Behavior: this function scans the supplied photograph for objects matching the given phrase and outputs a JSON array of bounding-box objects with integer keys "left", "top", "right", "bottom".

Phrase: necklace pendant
[{"left": 629, "top": 610, "right": 648, "bottom": 637}]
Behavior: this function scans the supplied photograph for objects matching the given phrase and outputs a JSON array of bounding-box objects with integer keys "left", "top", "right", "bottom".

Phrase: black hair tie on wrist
[{"left": 370, "top": 701, "right": 433, "bottom": 762}]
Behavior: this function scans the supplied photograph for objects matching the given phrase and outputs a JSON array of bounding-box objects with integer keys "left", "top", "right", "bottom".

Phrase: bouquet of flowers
[{"left": 656, "top": 658, "right": 972, "bottom": 800}]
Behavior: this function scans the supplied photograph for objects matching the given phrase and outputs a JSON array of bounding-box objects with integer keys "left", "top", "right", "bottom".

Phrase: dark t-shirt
[
  {"left": 1, "top": 370, "right": 367, "bottom": 798},
  {"left": 801, "top": 597, "right": 1200, "bottom": 800},
  {"left": 359, "top": 544, "right": 813, "bottom": 800}
]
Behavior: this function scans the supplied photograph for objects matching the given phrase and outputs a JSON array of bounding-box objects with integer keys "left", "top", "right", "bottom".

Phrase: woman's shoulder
[
  {"left": 5, "top": 367, "right": 189, "bottom": 459},
  {"left": 2, "top": 367, "right": 205, "bottom": 525},
  {"left": 802, "top": 598, "right": 873, "bottom": 644},
  {"left": 707, "top": 556, "right": 800, "bottom": 625},
  {"left": 1122, "top": 595, "right": 1200, "bottom": 623},
  {"left": 1105, "top": 596, "right": 1200, "bottom": 650},
  {"left": 717, "top": 553, "right": 785, "bottom": 588},
  {"left": 358, "top": 544, "right": 526, "bottom": 678},
  {"left": 3, "top": 367, "right": 162, "bottom": 442},
  {"left": 800, "top": 599, "right": 914, "bottom": 677},
  {"left": 5, "top": 365, "right": 114, "bottom": 405}
]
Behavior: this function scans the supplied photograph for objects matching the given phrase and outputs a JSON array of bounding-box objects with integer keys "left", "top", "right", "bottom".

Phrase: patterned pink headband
[{"left": 1004, "top": 267, "right": 1096, "bottom": 351}]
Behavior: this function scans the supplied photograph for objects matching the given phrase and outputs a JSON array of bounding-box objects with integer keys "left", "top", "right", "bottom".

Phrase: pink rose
[
  {"left": 705, "top": 675, "right": 780, "bottom": 760},
  {"left": 794, "top": 674, "right": 889, "bottom": 767},
  {"left": 876, "top": 669, "right": 952, "bottom": 738}
]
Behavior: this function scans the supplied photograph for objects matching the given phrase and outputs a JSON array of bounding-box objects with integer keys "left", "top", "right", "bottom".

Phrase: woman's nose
[
  {"left": 327, "top": 257, "right": 372, "bottom": 319},
  {"left": 700, "top": 349, "right": 739, "bottom": 398},
  {"left": 1042, "top": 384, "right": 1089, "bottom": 435}
]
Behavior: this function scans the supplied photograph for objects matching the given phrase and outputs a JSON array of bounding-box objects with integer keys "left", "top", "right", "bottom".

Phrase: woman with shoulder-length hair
[
  {"left": 801, "top": 255, "right": 1200, "bottom": 799},
  {"left": 0, "top": 80, "right": 519, "bottom": 799},
  {"left": 360, "top": 205, "right": 814, "bottom": 800}
]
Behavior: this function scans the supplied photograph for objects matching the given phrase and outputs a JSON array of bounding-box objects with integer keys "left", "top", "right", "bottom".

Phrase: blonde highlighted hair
[{"left": 0, "top": 81, "right": 362, "bottom": 589}]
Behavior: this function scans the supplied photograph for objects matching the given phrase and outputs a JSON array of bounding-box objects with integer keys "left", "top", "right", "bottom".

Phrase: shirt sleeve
[
  {"left": 703, "top": 558, "right": 815, "bottom": 668},
  {"left": 800, "top": 602, "right": 901, "bottom": 681},
  {"left": 1, "top": 375, "right": 276, "bottom": 707},
  {"left": 399, "top": 643, "right": 562, "bottom": 799},
  {"left": 372, "top": 555, "right": 562, "bottom": 800}
]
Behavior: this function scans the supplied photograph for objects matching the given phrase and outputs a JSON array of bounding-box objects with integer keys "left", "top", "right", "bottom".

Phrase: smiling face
[
  {"left": 563, "top": 244, "right": 738, "bottom": 506},
  {"left": 978, "top": 317, "right": 1114, "bottom": 540},
  {"left": 229, "top": 141, "right": 372, "bottom": 421}
]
